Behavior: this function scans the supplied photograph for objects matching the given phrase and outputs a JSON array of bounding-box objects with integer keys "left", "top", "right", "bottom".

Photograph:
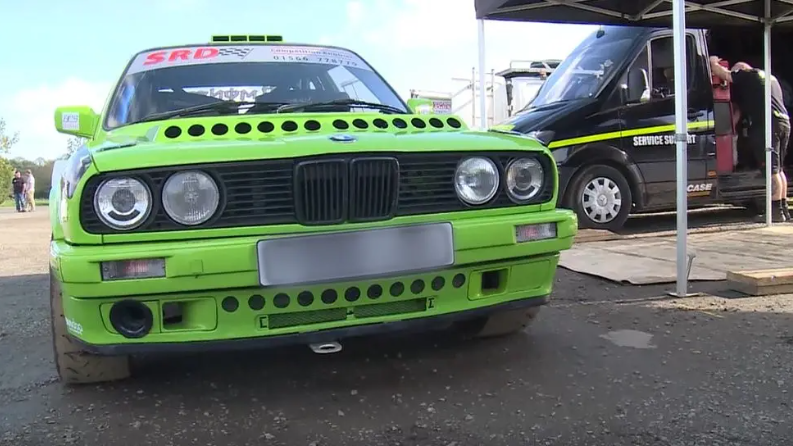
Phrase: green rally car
[{"left": 49, "top": 35, "right": 578, "bottom": 384}]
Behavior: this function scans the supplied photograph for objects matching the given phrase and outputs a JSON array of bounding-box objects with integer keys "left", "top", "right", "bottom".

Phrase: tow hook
[{"left": 308, "top": 341, "right": 342, "bottom": 354}]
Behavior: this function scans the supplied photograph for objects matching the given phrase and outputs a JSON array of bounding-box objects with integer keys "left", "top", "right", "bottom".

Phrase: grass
[{"left": 0, "top": 199, "right": 49, "bottom": 208}]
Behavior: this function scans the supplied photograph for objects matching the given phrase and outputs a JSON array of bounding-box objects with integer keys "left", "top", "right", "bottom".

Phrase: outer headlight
[
  {"left": 162, "top": 170, "right": 220, "bottom": 226},
  {"left": 454, "top": 157, "right": 499, "bottom": 205},
  {"left": 505, "top": 158, "right": 545, "bottom": 202},
  {"left": 94, "top": 177, "right": 152, "bottom": 230}
]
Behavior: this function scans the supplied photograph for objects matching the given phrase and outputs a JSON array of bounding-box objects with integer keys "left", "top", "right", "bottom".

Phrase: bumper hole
[
  {"left": 221, "top": 296, "right": 239, "bottom": 312},
  {"left": 480, "top": 269, "right": 508, "bottom": 295},
  {"left": 452, "top": 273, "right": 466, "bottom": 288},
  {"left": 162, "top": 302, "right": 184, "bottom": 326}
]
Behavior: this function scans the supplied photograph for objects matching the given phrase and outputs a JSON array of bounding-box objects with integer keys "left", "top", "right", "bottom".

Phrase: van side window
[{"left": 648, "top": 35, "right": 697, "bottom": 98}]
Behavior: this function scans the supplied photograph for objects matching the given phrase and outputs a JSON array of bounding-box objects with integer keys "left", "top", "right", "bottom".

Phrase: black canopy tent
[
  {"left": 473, "top": 0, "right": 790, "bottom": 296},
  {"left": 475, "top": 0, "right": 793, "bottom": 27}
]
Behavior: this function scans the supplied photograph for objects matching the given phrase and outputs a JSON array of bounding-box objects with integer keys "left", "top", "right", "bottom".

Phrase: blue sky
[{"left": 0, "top": 0, "right": 595, "bottom": 160}]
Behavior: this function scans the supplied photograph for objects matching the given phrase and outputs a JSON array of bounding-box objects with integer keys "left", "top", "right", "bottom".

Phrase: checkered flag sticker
[{"left": 218, "top": 47, "right": 253, "bottom": 59}]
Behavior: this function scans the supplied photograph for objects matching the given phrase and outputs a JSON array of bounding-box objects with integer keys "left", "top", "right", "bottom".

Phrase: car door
[{"left": 618, "top": 31, "right": 714, "bottom": 208}]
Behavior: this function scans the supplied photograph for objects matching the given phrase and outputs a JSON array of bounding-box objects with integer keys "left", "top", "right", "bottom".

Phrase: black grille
[
  {"left": 79, "top": 152, "right": 554, "bottom": 234},
  {"left": 349, "top": 157, "right": 399, "bottom": 222},
  {"left": 294, "top": 160, "right": 348, "bottom": 225}
]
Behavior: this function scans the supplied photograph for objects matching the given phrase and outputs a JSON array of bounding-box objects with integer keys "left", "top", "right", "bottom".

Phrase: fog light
[
  {"left": 515, "top": 223, "right": 557, "bottom": 243},
  {"left": 109, "top": 300, "right": 154, "bottom": 339},
  {"left": 101, "top": 258, "right": 166, "bottom": 281}
]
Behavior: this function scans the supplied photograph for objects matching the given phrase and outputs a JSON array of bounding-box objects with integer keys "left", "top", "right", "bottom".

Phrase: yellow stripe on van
[{"left": 547, "top": 120, "right": 713, "bottom": 149}]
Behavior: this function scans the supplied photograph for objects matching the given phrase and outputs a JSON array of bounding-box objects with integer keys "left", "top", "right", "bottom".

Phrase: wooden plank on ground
[{"left": 726, "top": 268, "right": 793, "bottom": 296}]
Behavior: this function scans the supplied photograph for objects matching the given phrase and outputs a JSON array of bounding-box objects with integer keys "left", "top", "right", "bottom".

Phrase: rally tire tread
[
  {"left": 566, "top": 164, "right": 633, "bottom": 232},
  {"left": 50, "top": 268, "right": 131, "bottom": 384},
  {"left": 466, "top": 307, "right": 541, "bottom": 339}
]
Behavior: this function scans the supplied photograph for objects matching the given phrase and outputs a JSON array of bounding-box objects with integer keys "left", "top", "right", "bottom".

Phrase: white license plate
[{"left": 256, "top": 223, "right": 455, "bottom": 287}]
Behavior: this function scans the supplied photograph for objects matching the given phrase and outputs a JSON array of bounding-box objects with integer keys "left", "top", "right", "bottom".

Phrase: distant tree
[
  {"left": 66, "top": 137, "right": 87, "bottom": 156},
  {"left": 0, "top": 117, "right": 19, "bottom": 203},
  {"left": 0, "top": 157, "right": 13, "bottom": 205},
  {"left": 0, "top": 118, "right": 19, "bottom": 153}
]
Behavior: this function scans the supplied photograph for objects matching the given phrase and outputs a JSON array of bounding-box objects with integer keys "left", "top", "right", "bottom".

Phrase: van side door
[{"left": 617, "top": 31, "right": 714, "bottom": 209}]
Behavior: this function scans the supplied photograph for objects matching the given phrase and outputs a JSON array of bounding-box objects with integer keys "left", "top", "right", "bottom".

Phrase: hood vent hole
[
  {"left": 352, "top": 119, "right": 368, "bottom": 129},
  {"left": 429, "top": 118, "right": 444, "bottom": 129},
  {"left": 333, "top": 119, "right": 349, "bottom": 130},
  {"left": 304, "top": 120, "right": 321, "bottom": 131},
  {"left": 392, "top": 118, "right": 408, "bottom": 129},
  {"left": 373, "top": 118, "right": 388, "bottom": 129},
  {"left": 164, "top": 126, "right": 182, "bottom": 138},
  {"left": 411, "top": 118, "right": 427, "bottom": 129},
  {"left": 235, "top": 122, "right": 252, "bottom": 134},
  {"left": 447, "top": 117, "right": 462, "bottom": 128},
  {"left": 188, "top": 125, "right": 205, "bottom": 137},
  {"left": 258, "top": 121, "right": 275, "bottom": 133},
  {"left": 282, "top": 121, "right": 298, "bottom": 132},
  {"left": 212, "top": 123, "right": 229, "bottom": 136}
]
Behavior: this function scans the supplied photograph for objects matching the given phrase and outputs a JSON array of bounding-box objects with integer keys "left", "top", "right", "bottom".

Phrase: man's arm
[{"left": 710, "top": 56, "right": 732, "bottom": 83}]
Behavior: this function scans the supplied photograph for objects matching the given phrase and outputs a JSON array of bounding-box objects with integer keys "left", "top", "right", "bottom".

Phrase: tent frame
[{"left": 475, "top": 0, "right": 781, "bottom": 297}]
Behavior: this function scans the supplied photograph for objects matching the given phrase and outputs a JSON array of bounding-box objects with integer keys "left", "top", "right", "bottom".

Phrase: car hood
[
  {"left": 88, "top": 113, "right": 548, "bottom": 173},
  {"left": 497, "top": 99, "right": 598, "bottom": 134}
]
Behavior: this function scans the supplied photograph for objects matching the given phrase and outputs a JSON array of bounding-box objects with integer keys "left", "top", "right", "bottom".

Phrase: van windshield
[{"left": 523, "top": 28, "right": 638, "bottom": 110}]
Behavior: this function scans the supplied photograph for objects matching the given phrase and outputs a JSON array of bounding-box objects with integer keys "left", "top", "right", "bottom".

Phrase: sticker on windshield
[{"left": 126, "top": 45, "right": 374, "bottom": 75}]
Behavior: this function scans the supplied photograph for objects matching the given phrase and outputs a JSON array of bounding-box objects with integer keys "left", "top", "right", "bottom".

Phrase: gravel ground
[{"left": 1, "top": 207, "right": 792, "bottom": 446}]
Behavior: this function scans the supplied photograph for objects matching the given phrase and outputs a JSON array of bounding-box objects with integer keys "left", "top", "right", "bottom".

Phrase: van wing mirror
[{"left": 624, "top": 68, "right": 650, "bottom": 104}]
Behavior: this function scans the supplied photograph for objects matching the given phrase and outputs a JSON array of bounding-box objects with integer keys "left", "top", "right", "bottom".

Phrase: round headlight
[
  {"left": 162, "top": 170, "right": 220, "bottom": 226},
  {"left": 454, "top": 157, "right": 499, "bottom": 205},
  {"left": 94, "top": 177, "right": 152, "bottom": 230},
  {"left": 506, "top": 158, "right": 545, "bottom": 202}
]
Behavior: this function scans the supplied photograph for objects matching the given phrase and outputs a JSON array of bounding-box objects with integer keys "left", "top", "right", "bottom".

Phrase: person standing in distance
[{"left": 11, "top": 170, "right": 26, "bottom": 212}]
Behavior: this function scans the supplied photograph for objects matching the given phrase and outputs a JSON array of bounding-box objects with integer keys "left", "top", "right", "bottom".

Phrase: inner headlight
[
  {"left": 454, "top": 157, "right": 499, "bottom": 205},
  {"left": 162, "top": 170, "right": 220, "bottom": 226},
  {"left": 506, "top": 158, "right": 545, "bottom": 202},
  {"left": 94, "top": 177, "right": 152, "bottom": 230}
]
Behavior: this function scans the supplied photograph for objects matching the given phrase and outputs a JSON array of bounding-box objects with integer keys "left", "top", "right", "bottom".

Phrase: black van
[{"left": 494, "top": 25, "right": 793, "bottom": 231}]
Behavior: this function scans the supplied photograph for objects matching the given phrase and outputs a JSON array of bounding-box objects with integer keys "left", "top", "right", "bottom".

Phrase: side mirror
[
  {"left": 407, "top": 98, "right": 433, "bottom": 115},
  {"left": 54, "top": 106, "right": 99, "bottom": 139},
  {"left": 624, "top": 68, "right": 650, "bottom": 104}
]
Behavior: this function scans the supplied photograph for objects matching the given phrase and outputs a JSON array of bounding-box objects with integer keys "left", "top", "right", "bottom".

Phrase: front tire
[
  {"left": 50, "top": 268, "right": 131, "bottom": 384},
  {"left": 456, "top": 307, "right": 541, "bottom": 339},
  {"left": 565, "top": 164, "right": 633, "bottom": 231}
]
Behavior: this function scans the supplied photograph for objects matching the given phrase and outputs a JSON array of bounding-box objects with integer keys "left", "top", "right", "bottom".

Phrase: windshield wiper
[
  {"left": 134, "top": 101, "right": 288, "bottom": 124},
  {"left": 276, "top": 99, "right": 407, "bottom": 114}
]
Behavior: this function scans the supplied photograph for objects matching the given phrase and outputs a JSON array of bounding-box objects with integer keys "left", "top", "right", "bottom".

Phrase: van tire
[
  {"left": 455, "top": 307, "right": 541, "bottom": 339},
  {"left": 566, "top": 164, "right": 633, "bottom": 231},
  {"left": 50, "top": 268, "right": 131, "bottom": 384}
]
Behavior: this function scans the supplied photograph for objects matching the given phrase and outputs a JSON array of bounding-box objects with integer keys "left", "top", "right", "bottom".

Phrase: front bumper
[{"left": 52, "top": 209, "right": 576, "bottom": 354}]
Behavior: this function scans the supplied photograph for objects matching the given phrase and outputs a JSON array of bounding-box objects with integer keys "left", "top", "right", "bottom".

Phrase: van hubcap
[{"left": 581, "top": 177, "right": 622, "bottom": 224}]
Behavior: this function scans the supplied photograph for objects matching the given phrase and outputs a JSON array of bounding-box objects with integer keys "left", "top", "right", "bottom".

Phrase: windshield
[
  {"left": 522, "top": 27, "right": 638, "bottom": 110},
  {"left": 104, "top": 44, "right": 408, "bottom": 129}
]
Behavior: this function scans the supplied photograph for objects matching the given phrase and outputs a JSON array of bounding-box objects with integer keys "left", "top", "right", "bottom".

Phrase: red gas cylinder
[{"left": 712, "top": 59, "right": 735, "bottom": 173}]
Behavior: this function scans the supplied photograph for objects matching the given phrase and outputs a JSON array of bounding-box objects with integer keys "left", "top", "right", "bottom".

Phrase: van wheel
[
  {"left": 455, "top": 307, "right": 541, "bottom": 339},
  {"left": 566, "top": 164, "right": 633, "bottom": 231},
  {"left": 50, "top": 268, "right": 131, "bottom": 384}
]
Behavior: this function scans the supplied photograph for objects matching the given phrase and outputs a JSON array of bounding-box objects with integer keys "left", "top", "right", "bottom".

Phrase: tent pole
[
  {"left": 764, "top": 3, "right": 773, "bottom": 227},
  {"left": 672, "top": 0, "right": 690, "bottom": 298},
  {"left": 477, "top": 19, "right": 487, "bottom": 130}
]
